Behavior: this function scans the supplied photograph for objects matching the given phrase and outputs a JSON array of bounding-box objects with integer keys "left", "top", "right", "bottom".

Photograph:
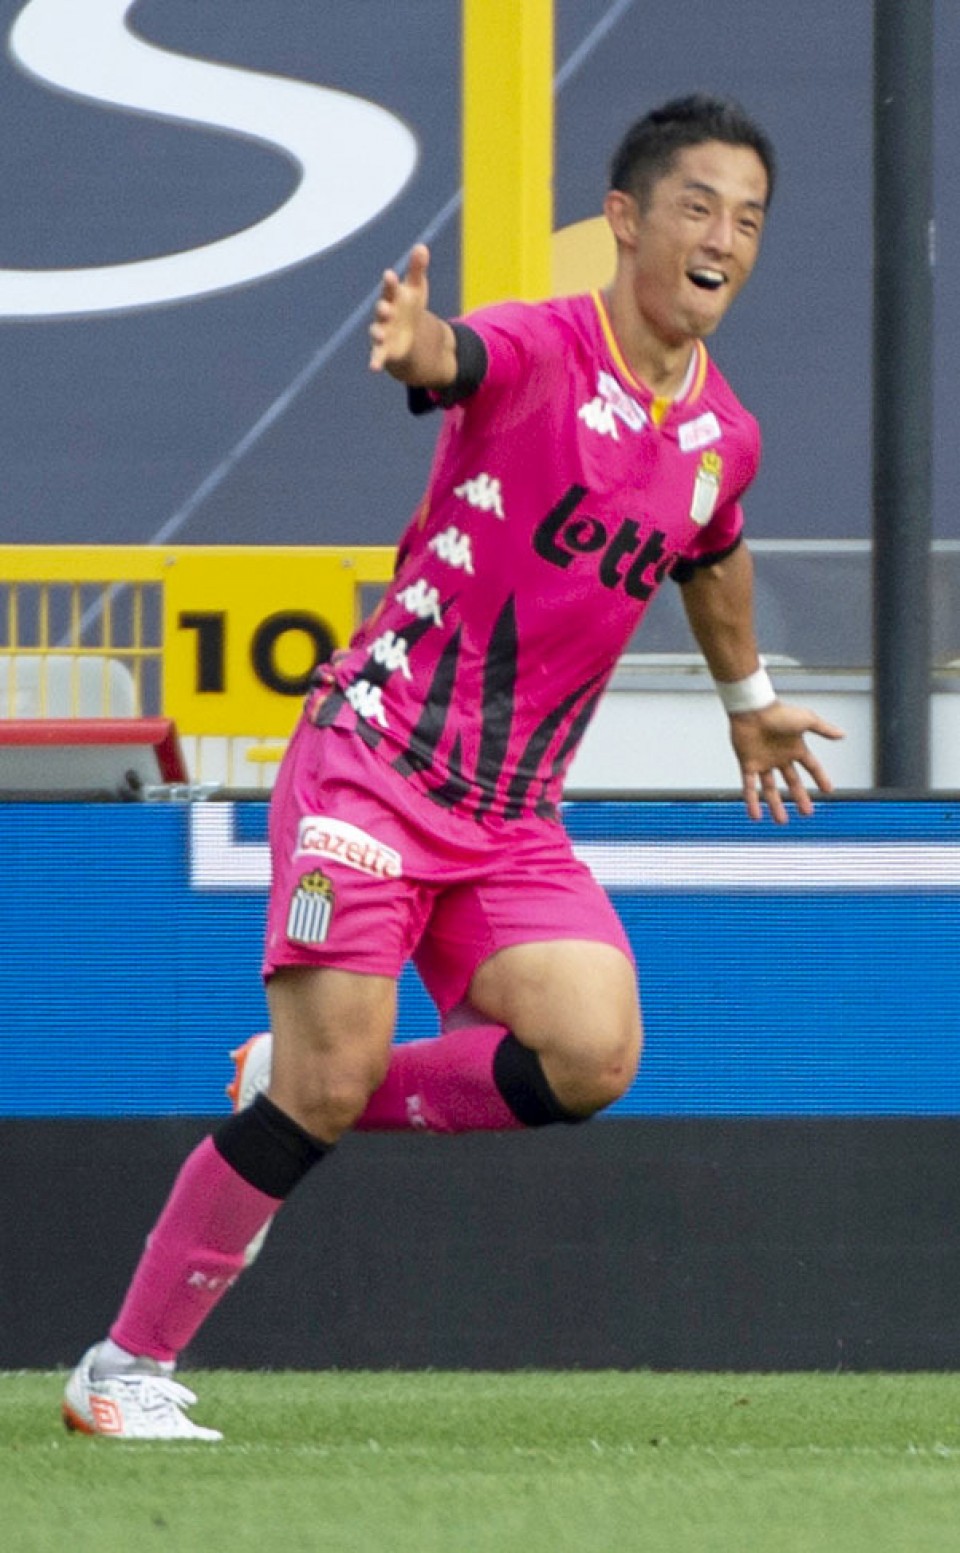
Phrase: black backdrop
[{"left": 8, "top": 1117, "right": 959, "bottom": 1371}]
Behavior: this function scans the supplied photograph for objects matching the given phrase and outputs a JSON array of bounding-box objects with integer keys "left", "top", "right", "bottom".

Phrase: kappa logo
[
  {"left": 597, "top": 371, "right": 647, "bottom": 432},
  {"left": 369, "top": 628, "right": 412, "bottom": 679},
  {"left": 578, "top": 396, "right": 620, "bottom": 440},
  {"left": 395, "top": 577, "right": 444, "bottom": 626},
  {"left": 296, "top": 816, "right": 403, "bottom": 879},
  {"left": 454, "top": 473, "right": 505, "bottom": 519},
  {"left": 678, "top": 411, "right": 722, "bottom": 453},
  {"left": 286, "top": 868, "right": 335, "bottom": 946},
  {"left": 405, "top": 1092, "right": 428, "bottom": 1129},
  {"left": 428, "top": 524, "right": 475, "bottom": 574},
  {"left": 187, "top": 1270, "right": 236, "bottom": 1292},
  {"left": 346, "top": 677, "right": 389, "bottom": 726}
]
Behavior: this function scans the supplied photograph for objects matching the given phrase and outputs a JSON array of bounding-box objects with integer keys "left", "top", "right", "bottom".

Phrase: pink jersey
[{"left": 315, "top": 290, "right": 760, "bottom": 822}]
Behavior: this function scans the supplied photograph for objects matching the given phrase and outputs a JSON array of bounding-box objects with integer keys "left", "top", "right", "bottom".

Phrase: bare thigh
[
  {"left": 265, "top": 965, "right": 397, "bottom": 1142},
  {"left": 468, "top": 939, "right": 642, "bottom": 1114}
]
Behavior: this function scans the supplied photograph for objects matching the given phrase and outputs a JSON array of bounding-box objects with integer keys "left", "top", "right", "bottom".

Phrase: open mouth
[{"left": 687, "top": 267, "right": 725, "bottom": 292}]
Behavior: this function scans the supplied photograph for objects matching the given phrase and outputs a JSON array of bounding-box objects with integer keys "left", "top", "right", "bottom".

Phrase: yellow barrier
[{"left": 0, "top": 546, "right": 395, "bottom": 785}]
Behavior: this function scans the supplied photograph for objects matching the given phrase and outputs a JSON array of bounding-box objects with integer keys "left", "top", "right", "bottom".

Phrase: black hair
[{"left": 609, "top": 94, "right": 776, "bottom": 211}]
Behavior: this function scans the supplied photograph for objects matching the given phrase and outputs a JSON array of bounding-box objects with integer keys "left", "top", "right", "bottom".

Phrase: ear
[{"left": 604, "top": 189, "right": 639, "bottom": 246}]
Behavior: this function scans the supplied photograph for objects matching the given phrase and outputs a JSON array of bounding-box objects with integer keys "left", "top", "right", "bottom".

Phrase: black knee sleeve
[
  {"left": 213, "top": 1093, "right": 330, "bottom": 1198},
  {"left": 492, "top": 1033, "right": 587, "bottom": 1128}
]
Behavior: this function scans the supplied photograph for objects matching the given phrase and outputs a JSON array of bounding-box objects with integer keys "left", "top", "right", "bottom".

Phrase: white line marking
[
  {"left": 1, "top": 0, "right": 417, "bottom": 316},
  {"left": 153, "top": 0, "right": 640, "bottom": 543},
  {"left": 189, "top": 805, "right": 960, "bottom": 892}
]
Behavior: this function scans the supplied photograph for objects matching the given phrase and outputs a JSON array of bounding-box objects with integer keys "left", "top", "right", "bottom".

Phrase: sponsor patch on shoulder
[{"left": 286, "top": 868, "right": 335, "bottom": 945}]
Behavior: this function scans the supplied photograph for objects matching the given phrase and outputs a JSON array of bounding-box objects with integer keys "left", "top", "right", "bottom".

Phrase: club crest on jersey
[
  {"left": 688, "top": 450, "right": 723, "bottom": 527},
  {"left": 286, "top": 869, "right": 335, "bottom": 945}
]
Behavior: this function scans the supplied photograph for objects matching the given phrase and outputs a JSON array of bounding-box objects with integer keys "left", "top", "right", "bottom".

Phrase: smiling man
[
  {"left": 604, "top": 117, "right": 767, "bottom": 370},
  {"left": 64, "top": 95, "right": 843, "bottom": 1441}
]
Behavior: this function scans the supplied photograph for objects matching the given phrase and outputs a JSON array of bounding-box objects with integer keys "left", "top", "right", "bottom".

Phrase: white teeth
[
  {"left": 689, "top": 268, "right": 725, "bottom": 290},
  {"left": 683, "top": 265, "right": 720, "bottom": 290}
]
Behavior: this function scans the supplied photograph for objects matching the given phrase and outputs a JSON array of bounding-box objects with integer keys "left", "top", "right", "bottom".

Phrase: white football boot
[
  {"left": 226, "top": 1031, "right": 273, "bottom": 1112},
  {"left": 62, "top": 1344, "right": 222, "bottom": 1440},
  {"left": 225, "top": 1032, "right": 275, "bottom": 1266}
]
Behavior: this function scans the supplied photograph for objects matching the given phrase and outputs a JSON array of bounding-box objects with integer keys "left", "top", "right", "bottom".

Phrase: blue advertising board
[{"left": 4, "top": 798, "right": 959, "bottom": 1117}]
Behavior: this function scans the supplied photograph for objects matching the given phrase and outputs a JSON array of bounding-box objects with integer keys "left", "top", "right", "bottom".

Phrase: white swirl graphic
[{"left": 1, "top": 0, "right": 418, "bottom": 317}]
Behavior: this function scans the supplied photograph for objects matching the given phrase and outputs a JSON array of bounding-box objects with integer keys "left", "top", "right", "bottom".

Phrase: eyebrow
[{"left": 681, "top": 179, "right": 767, "bottom": 214}]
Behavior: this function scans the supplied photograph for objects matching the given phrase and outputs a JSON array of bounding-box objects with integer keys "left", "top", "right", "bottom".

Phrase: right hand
[{"left": 369, "top": 243, "right": 431, "bottom": 373}]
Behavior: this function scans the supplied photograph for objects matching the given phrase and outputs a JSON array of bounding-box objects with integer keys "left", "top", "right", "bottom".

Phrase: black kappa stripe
[
  {"left": 531, "top": 687, "right": 605, "bottom": 817},
  {"left": 503, "top": 672, "right": 607, "bottom": 819},
  {"left": 474, "top": 597, "right": 519, "bottom": 815},
  {"left": 392, "top": 626, "right": 463, "bottom": 778},
  {"left": 424, "top": 730, "right": 473, "bottom": 809}
]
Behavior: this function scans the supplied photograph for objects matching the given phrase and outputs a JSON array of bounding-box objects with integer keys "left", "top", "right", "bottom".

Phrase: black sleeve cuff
[
  {"left": 671, "top": 534, "right": 743, "bottom": 584},
  {"left": 406, "top": 323, "right": 489, "bottom": 416}
]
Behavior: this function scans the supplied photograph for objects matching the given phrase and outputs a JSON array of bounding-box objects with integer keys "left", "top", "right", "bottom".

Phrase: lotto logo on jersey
[
  {"left": 296, "top": 816, "right": 403, "bottom": 879},
  {"left": 533, "top": 484, "right": 672, "bottom": 602},
  {"left": 286, "top": 869, "right": 335, "bottom": 946}
]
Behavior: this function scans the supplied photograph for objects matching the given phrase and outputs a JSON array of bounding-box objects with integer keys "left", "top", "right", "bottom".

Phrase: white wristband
[{"left": 714, "top": 661, "right": 777, "bottom": 715}]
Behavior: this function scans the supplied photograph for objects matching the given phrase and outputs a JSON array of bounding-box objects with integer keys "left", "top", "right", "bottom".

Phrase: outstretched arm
[
  {"left": 368, "top": 243, "right": 459, "bottom": 388},
  {"left": 679, "top": 542, "right": 844, "bottom": 823}
]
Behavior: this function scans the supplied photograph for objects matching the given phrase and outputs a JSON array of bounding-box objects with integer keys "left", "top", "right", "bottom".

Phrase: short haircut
[{"left": 609, "top": 94, "right": 777, "bottom": 211}]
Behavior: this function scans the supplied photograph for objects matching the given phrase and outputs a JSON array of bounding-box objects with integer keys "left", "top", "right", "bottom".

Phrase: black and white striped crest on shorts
[{"left": 286, "top": 868, "right": 335, "bottom": 945}]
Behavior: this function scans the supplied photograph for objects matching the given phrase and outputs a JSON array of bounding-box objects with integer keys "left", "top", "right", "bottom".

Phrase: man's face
[{"left": 608, "top": 140, "right": 768, "bottom": 345}]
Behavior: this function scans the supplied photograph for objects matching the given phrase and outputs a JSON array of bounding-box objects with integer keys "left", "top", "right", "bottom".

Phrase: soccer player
[{"left": 64, "top": 94, "right": 842, "bottom": 1438}]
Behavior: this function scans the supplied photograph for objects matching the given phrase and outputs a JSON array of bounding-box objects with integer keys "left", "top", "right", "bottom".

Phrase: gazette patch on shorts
[
  {"left": 286, "top": 869, "right": 336, "bottom": 945},
  {"left": 295, "top": 815, "right": 402, "bottom": 879}
]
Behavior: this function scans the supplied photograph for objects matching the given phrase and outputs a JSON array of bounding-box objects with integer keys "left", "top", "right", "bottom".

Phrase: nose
[{"left": 703, "top": 207, "right": 736, "bottom": 257}]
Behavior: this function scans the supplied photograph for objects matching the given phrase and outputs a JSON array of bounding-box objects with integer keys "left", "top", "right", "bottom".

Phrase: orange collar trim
[{"left": 591, "top": 291, "right": 708, "bottom": 415}]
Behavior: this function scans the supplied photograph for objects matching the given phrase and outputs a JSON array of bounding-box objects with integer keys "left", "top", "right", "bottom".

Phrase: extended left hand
[{"left": 729, "top": 701, "right": 844, "bottom": 823}]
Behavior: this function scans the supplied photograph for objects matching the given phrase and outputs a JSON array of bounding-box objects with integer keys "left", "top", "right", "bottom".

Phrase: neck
[{"left": 602, "top": 286, "right": 697, "bottom": 398}]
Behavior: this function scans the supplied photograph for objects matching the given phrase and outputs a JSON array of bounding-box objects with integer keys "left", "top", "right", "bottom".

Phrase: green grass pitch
[{"left": 5, "top": 1370, "right": 960, "bottom": 1552}]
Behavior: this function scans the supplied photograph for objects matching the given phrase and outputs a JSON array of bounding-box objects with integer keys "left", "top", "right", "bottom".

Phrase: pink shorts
[{"left": 264, "top": 718, "right": 633, "bottom": 1017}]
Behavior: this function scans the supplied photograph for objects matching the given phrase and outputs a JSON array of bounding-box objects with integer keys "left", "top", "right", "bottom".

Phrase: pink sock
[
  {"left": 110, "top": 1136, "right": 282, "bottom": 1362},
  {"left": 355, "top": 1024, "right": 523, "bottom": 1133}
]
